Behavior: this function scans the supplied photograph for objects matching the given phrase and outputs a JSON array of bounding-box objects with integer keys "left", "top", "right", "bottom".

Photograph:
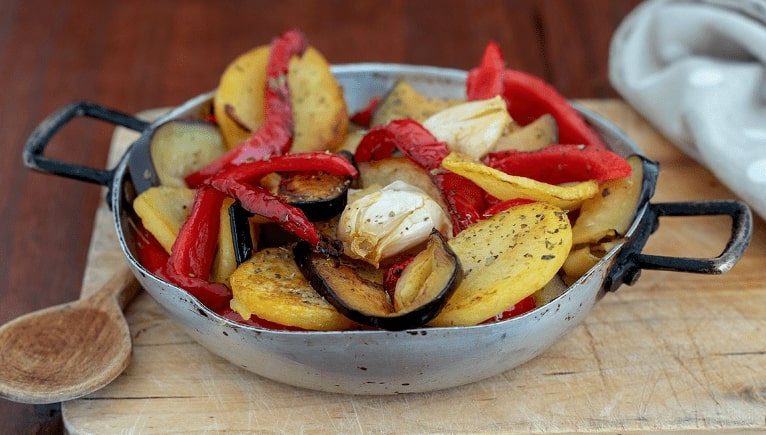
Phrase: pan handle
[
  {"left": 23, "top": 101, "right": 149, "bottom": 186},
  {"left": 605, "top": 200, "right": 753, "bottom": 292}
]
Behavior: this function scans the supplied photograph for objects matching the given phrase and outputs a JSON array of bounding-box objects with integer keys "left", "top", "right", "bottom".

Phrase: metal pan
[{"left": 23, "top": 64, "right": 753, "bottom": 395}]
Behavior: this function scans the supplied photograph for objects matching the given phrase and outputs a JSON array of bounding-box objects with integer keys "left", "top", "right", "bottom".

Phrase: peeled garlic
[
  {"left": 338, "top": 180, "right": 452, "bottom": 267},
  {"left": 422, "top": 95, "right": 512, "bottom": 159}
]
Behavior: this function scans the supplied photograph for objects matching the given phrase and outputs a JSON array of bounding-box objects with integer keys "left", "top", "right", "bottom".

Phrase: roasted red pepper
[
  {"left": 134, "top": 223, "right": 170, "bottom": 276},
  {"left": 483, "top": 144, "right": 632, "bottom": 185},
  {"left": 214, "top": 151, "right": 357, "bottom": 184},
  {"left": 466, "top": 41, "right": 505, "bottom": 101},
  {"left": 434, "top": 171, "right": 486, "bottom": 232},
  {"left": 501, "top": 70, "right": 607, "bottom": 149},
  {"left": 355, "top": 119, "right": 448, "bottom": 169},
  {"left": 349, "top": 96, "right": 380, "bottom": 127},
  {"left": 481, "top": 295, "right": 536, "bottom": 324},
  {"left": 163, "top": 185, "right": 232, "bottom": 310},
  {"left": 354, "top": 119, "right": 486, "bottom": 233},
  {"left": 208, "top": 152, "right": 356, "bottom": 253},
  {"left": 157, "top": 153, "right": 356, "bottom": 310},
  {"left": 212, "top": 178, "right": 321, "bottom": 247},
  {"left": 466, "top": 41, "right": 607, "bottom": 150},
  {"left": 185, "top": 29, "right": 309, "bottom": 188}
]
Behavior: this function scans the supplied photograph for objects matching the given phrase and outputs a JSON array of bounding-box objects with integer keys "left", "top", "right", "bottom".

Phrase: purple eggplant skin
[
  {"left": 228, "top": 151, "right": 357, "bottom": 263},
  {"left": 293, "top": 230, "right": 463, "bottom": 331},
  {"left": 228, "top": 202, "right": 254, "bottom": 266}
]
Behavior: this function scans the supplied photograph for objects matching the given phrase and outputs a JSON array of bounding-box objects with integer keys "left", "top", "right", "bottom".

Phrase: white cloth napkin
[{"left": 609, "top": 0, "right": 766, "bottom": 220}]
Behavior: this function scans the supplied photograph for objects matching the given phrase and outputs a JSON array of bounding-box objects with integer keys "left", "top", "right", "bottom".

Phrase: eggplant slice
[
  {"left": 228, "top": 152, "right": 355, "bottom": 264},
  {"left": 149, "top": 119, "right": 227, "bottom": 188},
  {"left": 278, "top": 171, "right": 352, "bottom": 221},
  {"left": 294, "top": 229, "right": 462, "bottom": 330}
]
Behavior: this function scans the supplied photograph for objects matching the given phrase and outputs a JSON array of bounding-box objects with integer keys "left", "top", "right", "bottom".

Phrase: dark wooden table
[{"left": 0, "top": 0, "right": 641, "bottom": 432}]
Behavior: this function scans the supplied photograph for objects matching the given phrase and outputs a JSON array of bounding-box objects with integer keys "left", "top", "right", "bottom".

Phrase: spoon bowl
[{"left": 0, "top": 265, "right": 140, "bottom": 404}]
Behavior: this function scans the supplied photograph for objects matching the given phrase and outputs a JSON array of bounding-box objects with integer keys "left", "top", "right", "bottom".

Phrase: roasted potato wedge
[
  {"left": 228, "top": 247, "right": 357, "bottom": 331},
  {"left": 211, "top": 198, "right": 238, "bottom": 284},
  {"left": 288, "top": 47, "right": 348, "bottom": 152},
  {"left": 213, "top": 45, "right": 347, "bottom": 152},
  {"left": 571, "top": 155, "right": 643, "bottom": 245},
  {"left": 214, "top": 46, "right": 270, "bottom": 148},
  {"left": 430, "top": 202, "right": 572, "bottom": 327},
  {"left": 492, "top": 113, "right": 558, "bottom": 152},
  {"left": 371, "top": 80, "right": 457, "bottom": 126},
  {"left": 133, "top": 185, "right": 196, "bottom": 253},
  {"left": 562, "top": 240, "right": 621, "bottom": 285},
  {"left": 336, "top": 123, "right": 367, "bottom": 154},
  {"left": 562, "top": 156, "right": 643, "bottom": 283}
]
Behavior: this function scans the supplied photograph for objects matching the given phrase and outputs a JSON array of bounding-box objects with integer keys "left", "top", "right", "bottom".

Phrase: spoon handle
[{"left": 89, "top": 264, "right": 142, "bottom": 309}]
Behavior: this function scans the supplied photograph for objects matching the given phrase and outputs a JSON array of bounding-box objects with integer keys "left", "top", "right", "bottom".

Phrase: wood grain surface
[{"left": 58, "top": 100, "right": 766, "bottom": 434}]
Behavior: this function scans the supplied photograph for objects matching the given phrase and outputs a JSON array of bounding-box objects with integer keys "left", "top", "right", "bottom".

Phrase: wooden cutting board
[{"left": 63, "top": 100, "right": 766, "bottom": 433}]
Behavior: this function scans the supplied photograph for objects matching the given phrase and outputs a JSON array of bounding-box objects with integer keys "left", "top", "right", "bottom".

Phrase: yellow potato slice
[
  {"left": 228, "top": 247, "right": 356, "bottom": 331},
  {"left": 430, "top": 202, "right": 572, "bottom": 327},
  {"left": 133, "top": 186, "right": 196, "bottom": 253},
  {"left": 442, "top": 152, "right": 599, "bottom": 210},
  {"left": 562, "top": 240, "right": 621, "bottom": 285},
  {"left": 213, "top": 45, "right": 347, "bottom": 152},
  {"left": 211, "top": 197, "right": 238, "bottom": 284},
  {"left": 336, "top": 123, "right": 367, "bottom": 154},
  {"left": 571, "top": 155, "right": 643, "bottom": 245},
  {"left": 492, "top": 113, "right": 558, "bottom": 152},
  {"left": 214, "top": 46, "right": 270, "bottom": 149},
  {"left": 288, "top": 47, "right": 348, "bottom": 153},
  {"left": 371, "top": 80, "right": 457, "bottom": 126}
]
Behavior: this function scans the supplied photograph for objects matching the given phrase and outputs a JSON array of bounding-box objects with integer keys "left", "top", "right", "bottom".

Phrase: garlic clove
[
  {"left": 338, "top": 180, "right": 452, "bottom": 267},
  {"left": 422, "top": 95, "right": 512, "bottom": 159}
]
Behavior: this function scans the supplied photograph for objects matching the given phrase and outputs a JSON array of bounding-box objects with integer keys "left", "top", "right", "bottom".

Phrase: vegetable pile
[{"left": 132, "top": 29, "right": 642, "bottom": 331}]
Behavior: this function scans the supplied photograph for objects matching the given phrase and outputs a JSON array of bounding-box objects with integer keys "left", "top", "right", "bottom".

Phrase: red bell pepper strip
[
  {"left": 355, "top": 119, "right": 449, "bottom": 170},
  {"left": 466, "top": 41, "right": 607, "bottom": 150},
  {"left": 213, "top": 152, "right": 357, "bottom": 185},
  {"left": 481, "top": 295, "right": 536, "bottom": 324},
  {"left": 164, "top": 185, "right": 232, "bottom": 310},
  {"left": 501, "top": 70, "right": 607, "bottom": 149},
  {"left": 210, "top": 177, "right": 321, "bottom": 247},
  {"left": 134, "top": 223, "right": 170, "bottom": 277},
  {"left": 466, "top": 41, "right": 505, "bottom": 101},
  {"left": 433, "top": 171, "right": 486, "bottom": 232},
  {"left": 483, "top": 144, "right": 632, "bottom": 185},
  {"left": 349, "top": 96, "right": 380, "bottom": 128},
  {"left": 207, "top": 152, "right": 356, "bottom": 253},
  {"left": 354, "top": 119, "right": 487, "bottom": 233},
  {"left": 185, "top": 29, "right": 309, "bottom": 188}
]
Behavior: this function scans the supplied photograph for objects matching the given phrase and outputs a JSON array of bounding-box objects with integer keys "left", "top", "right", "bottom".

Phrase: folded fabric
[{"left": 609, "top": 0, "right": 766, "bottom": 221}]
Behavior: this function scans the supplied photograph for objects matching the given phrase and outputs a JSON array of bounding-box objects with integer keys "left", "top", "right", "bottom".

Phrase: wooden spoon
[{"left": 0, "top": 265, "right": 141, "bottom": 404}]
